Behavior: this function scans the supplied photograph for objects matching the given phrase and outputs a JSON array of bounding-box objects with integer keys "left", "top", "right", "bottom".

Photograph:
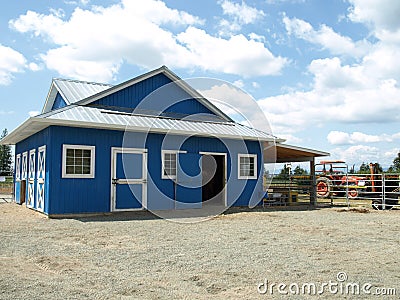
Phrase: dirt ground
[{"left": 0, "top": 202, "right": 399, "bottom": 299}]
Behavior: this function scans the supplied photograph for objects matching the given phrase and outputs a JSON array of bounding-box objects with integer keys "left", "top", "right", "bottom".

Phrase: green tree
[
  {"left": 388, "top": 153, "right": 400, "bottom": 173},
  {"left": 276, "top": 164, "right": 291, "bottom": 179},
  {"left": 358, "top": 162, "right": 370, "bottom": 174},
  {"left": 358, "top": 162, "right": 382, "bottom": 174},
  {"left": 293, "top": 165, "right": 309, "bottom": 176},
  {"left": 373, "top": 163, "right": 383, "bottom": 173},
  {"left": 0, "top": 129, "right": 13, "bottom": 176}
]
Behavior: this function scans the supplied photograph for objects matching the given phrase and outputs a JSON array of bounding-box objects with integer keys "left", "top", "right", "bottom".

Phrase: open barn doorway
[{"left": 201, "top": 153, "right": 226, "bottom": 206}]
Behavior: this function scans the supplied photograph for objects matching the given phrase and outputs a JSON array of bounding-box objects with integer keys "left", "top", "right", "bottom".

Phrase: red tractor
[{"left": 315, "top": 161, "right": 367, "bottom": 199}]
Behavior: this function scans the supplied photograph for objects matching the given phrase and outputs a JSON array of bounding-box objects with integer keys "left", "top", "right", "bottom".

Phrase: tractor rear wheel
[
  {"left": 347, "top": 188, "right": 359, "bottom": 199},
  {"left": 316, "top": 177, "right": 332, "bottom": 198}
]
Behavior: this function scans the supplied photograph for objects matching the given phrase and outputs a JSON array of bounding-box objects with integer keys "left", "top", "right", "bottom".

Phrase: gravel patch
[{"left": 0, "top": 203, "right": 399, "bottom": 299}]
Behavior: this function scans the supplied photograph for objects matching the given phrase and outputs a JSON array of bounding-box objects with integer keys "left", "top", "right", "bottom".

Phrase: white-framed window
[
  {"left": 15, "top": 154, "right": 21, "bottom": 181},
  {"left": 238, "top": 154, "right": 257, "bottom": 179},
  {"left": 21, "top": 152, "right": 28, "bottom": 180},
  {"left": 161, "top": 150, "right": 186, "bottom": 179},
  {"left": 62, "top": 144, "right": 95, "bottom": 178},
  {"left": 162, "top": 150, "right": 177, "bottom": 179}
]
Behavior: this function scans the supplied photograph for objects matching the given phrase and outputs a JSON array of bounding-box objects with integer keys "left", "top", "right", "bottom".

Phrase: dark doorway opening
[{"left": 202, "top": 155, "right": 225, "bottom": 204}]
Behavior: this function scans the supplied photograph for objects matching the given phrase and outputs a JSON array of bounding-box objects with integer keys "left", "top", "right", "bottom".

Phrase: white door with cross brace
[
  {"left": 27, "top": 149, "right": 36, "bottom": 208},
  {"left": 36, "top": 146, "right": 46, "bottom": 212}
]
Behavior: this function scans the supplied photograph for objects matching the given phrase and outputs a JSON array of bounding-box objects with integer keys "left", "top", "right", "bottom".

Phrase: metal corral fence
[
  {"left": 264, "top": 174, "right": 314, "bottom": 205},
  {"left": 316, "top": 172, "right": 400, "bottom": 210},
  {"left": 265, "top": 172, "right": 400, "bottom": 210},
  {"left": 314, "top": 161, "right": 400, "bottom": 210},
  {"left": 0, "top": 176, "right": 13, "bottom": 202}
]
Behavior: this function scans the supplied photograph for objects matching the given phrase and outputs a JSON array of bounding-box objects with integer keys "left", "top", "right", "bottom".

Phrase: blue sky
[{"left": 1, "top": 0, "right": 400, "bottom": 169}]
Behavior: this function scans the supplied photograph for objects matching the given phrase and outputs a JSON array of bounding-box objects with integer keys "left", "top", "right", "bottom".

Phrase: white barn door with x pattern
[
  {"left": 27, "top": 149, "right": 36, "bottom": 208},
  {"left": 36, "top": 146, "right": 46, "bottom": 212}
]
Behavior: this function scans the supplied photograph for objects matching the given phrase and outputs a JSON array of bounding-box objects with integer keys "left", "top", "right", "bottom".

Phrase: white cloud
[
  {"left": 10, "top": 0, "right": 285, "bottom": 81},
  {"left": 329, "top": 145, "right": 400, "bottom": 168},
  {"left": 249, "top": 33, "right": 266, "bottom": 43},
  {"left": 278, "top": 134, "right": 302, "bottom": 144},
  {"left": 0, "top": 45, "right": 27, "bottom": 85},
  {"left": 327, "top": 131, "right": 350, "bottom": 145},
  {"left": 252, "top": 82, "right": 260, "bottom": 88},
  {"left": 177, "top": 27, "right": 287, "bottom": 77},
  {"left": 267, "top": 19, "right": 400, "bottom": 163},
  {"left": 327, "top": 131, "right": 398, "bottom": 145},
  {"left": 233, "top": 79, "right": 244, "bottom": 88},
  {"left": 260, "top": 84, "right": 400, "bottom": 138},
  {"left": 308, "top": 57, "right": 370, "bottom": 90},
  {"left": 348, "top": 0, "right": 400, "bottom": 32},
  {"left": 28, "top": 62, "right": 42, "bottom": 71},
  {"left": 283, "top": 15, "right": 370, "bottom": 57},
  {"left": 65, "top": 0, "right": 90, "bottom": 5},
  {"left": 384, "top": 148, "right": 400, "bottom": 160},
  {"left": 329, "top": 145, "right": 381, "bottom": 166},
  {"left": 258, "top": 53, "right": 400, "bottom": 136},
  {"left": 220, "top": 0, "right": 265, "bottom": 24},
  {"left": 198, "top": 82, "right": 273, "bottom": 134},
  {"left": 218, "top": 0, "right": 265, "bottom": 36}
]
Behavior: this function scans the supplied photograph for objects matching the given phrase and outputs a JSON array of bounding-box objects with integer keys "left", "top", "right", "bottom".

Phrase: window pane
[
  {"left": 66, "top": 166, "right": 74, "bottom": 174},
  {"left": 66, "top": 156, "right": 74, "bottom": 165},
  {"left": 74, "top": 156, "right": 82, "bottom": 165},
  {"left": 66, "top": 149, "right": 74, "bottom": 157},
  {"left": 75, "top": 149, "right": 82, "bottom": 157},
  {"left": 82, "top": 157, "right": 91, "bottom": 167},
  {"left": 83, "top": 166, "right": 91, "bottom": 174},
  {"left": 75, "top": 165, "right": 83, "bottom": 174},
  {"left": 83, "top": 150, "right": 91, "bottom": 157}
]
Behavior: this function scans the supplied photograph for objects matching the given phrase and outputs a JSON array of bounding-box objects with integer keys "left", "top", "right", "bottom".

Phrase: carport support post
[{"left": 310, "top": 159, "right": 316, "bottom": 206}]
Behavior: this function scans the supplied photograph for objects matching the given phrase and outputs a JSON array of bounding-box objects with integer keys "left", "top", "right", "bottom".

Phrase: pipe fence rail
[
  {"left": 265, "top": 172, "right": 400, "bottom": 210},
  {"left": 0, "top": 176, "right": 13, "bottom": 203}
]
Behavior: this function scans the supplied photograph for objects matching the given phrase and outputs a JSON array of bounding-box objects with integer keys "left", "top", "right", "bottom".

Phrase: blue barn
[{"left": 1, "top": 66, "right": 279, "bottom": 217}]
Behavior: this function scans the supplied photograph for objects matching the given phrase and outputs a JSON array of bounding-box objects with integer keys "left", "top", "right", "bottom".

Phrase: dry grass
[{"left": 0, "top": 202, "right": 399, "bottom": 299}]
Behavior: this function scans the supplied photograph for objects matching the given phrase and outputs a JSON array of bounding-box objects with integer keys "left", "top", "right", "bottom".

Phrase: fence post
[
  {"left": 382, "top": 173, "right": 385, "bottom": 210},
  {"left": 345, "top": 166, "right": 349, "bottom": 209},
  {"left": 310, "top": 160, "right": 316, "bottom": 206}
]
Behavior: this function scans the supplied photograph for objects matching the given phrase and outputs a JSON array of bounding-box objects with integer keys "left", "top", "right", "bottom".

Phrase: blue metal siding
[
  {"left": 229, "top": 140, "right": 264, "bottom": 207},
  {"left": 15, "top": 128, "right": 51, "bottom": 213},
  {"left": 91, "top": 73, "right": 216, "bottom": 116},
  {"left": 24, "top": 125, "right": 264, "bottom": 215},
  {"left": 51, "top": 92, "right": 67, "bottom": 110},
  {"left": 48, "top": 126, "right": 125, "bottom": 214}
]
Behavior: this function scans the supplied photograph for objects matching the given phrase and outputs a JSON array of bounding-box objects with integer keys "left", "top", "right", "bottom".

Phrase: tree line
[
  {"left": 275, "top": 152, "right": 400, "bottom": 178},
  {"left": 0, "top": 129, "right": 12, "bottom": 176},
  {"left": 349, "top": 153, "right": 400, "bottom": 174}
]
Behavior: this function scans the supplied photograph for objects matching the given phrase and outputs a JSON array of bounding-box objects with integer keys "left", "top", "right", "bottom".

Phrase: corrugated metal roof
[
  {"left": 44, "top": 105, "right": 277, "bottom": 141},
  {"left": 54, "top": 79, "right": 113, "bottom": 104}
]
